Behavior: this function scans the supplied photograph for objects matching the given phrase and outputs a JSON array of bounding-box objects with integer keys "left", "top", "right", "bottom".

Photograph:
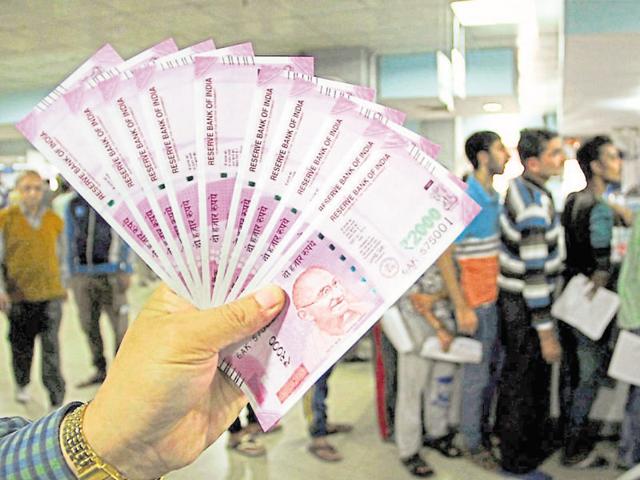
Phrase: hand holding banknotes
[{"left": 69, "top": 283, "right": 285, "bottom": 479}]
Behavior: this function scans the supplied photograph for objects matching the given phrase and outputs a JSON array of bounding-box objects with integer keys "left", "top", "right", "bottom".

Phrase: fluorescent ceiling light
[
  {"left": 483, "top": 102, "right": 503, "bottom": 112},
  {"left": 451, "top": 0, "right": 532, "bottom": 26}
]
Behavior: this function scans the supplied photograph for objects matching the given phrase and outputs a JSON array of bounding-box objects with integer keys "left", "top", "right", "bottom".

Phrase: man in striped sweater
[{"left": 496, "top": 129, "right": 566, "bottom": 480}]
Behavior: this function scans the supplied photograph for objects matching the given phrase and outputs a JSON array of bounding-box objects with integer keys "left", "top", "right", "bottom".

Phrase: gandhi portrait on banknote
[{"left": 292, "top": 266, "right": 371, "bottom": 335}]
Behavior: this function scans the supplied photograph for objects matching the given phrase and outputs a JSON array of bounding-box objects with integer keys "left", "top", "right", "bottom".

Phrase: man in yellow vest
[{"left": 0, "top": 170, "right": 66, "bottom": 407}]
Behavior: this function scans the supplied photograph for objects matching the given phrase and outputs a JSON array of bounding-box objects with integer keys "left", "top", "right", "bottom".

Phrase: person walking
[{"left": 0, "top": 170, "right": 67, "bottom": 407}]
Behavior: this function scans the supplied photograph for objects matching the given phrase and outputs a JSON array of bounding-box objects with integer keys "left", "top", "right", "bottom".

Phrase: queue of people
[
  {"left": 0, "top": 128, "right": 638, "bottom": 480},
  {"left": 386, "top": 129, "right": 638, "bottom": 479}
]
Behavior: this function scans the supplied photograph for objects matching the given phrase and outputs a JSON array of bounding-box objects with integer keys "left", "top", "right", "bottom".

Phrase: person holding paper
[
  {"left": 559, "top": 135, "right": 621, "bottom": 468},
  {"left": 0, "top": 283, "right": 286, "bottom": 479},
  {"left": 496, "top": 129, "right": 566, "bottom": 479},
  {"left": 394, "top": 256, "right": 463, "bottom": 477},
  {"left": 65, "top": 194, "right": 133, "bottom": 388},
  {"left": 451, "top": 131, "right": 509, "bottom": 470},
  {"left": 0, "top": 170, "right": 67, "bottom": 408},
  {"left": 617, "top": 214, "right": 640, "bottom": 471},
  {"left": 292, "top": 267, "right": 364, "bottom": 462}
]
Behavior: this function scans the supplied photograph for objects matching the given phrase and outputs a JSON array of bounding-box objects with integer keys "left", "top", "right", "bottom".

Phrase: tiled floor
[{"left": 0, "top": 279, "right": 627, "bottom": 479}]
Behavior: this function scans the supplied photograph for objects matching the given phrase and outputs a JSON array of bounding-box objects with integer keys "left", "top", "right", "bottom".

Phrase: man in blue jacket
[{"left": 65, "top": 194, "right": 133, "bottom": 387}]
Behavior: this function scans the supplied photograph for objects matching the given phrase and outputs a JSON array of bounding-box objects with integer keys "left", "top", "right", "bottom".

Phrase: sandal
[
  {"left": 227, "top": 433, "right": 266, "bottom": 457},
  {"left": 401, "top": 453, "right": 435, "bottom": 477},
  {"left": 468, "top": 449, "right": 500, "bottom": 471},
  {"left": 326, "top": 423, "right": 353, "bottom": 435},
  {"left": 308, "top": 441, "right": 343, "bottom": 462},
  {"left": 424, "top": 434, "right": 463, "bottom": 458}
]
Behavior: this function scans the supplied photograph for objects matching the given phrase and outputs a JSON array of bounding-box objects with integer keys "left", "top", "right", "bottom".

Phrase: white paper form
[
  {"left": 608, "top": 330, "right": 640, "bottom": 387},
  {"left": 552, "top": 273, "right": 619, "bottom": 341},
  {"left": 420, "top": 337, "right": 482, "bottom": 364}
]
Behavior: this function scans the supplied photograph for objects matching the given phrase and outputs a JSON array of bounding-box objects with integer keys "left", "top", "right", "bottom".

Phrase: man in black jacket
[{"left": 65, "top": 194, "right": 133, "bottom": 387}]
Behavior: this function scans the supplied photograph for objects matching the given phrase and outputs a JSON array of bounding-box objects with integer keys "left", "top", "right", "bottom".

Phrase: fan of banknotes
[{"left": 16, "top": 38, "right": 479, "bottom": 429}]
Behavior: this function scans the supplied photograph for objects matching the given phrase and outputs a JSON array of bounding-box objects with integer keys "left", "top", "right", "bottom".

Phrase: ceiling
[{"left": 0, "top": 0, "right": 559, "bottom": 96}]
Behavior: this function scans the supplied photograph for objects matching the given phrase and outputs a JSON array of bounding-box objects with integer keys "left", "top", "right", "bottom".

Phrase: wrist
[
  {"left": 60, "top": 403, "right": 147, "bottom": 480},
  {"left": 453, "top": 298, "right": 469, "bottom": 311},
  {"left": 537, "top": 329, "right": 556, "bottom": 342},
  {"left": 82, "top": 400, "right": 147, "bottom": 479}
]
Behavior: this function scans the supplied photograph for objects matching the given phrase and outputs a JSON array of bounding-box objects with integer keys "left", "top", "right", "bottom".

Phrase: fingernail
[{"left": 254, "top": 284, "right": 284, "bottom": 310}]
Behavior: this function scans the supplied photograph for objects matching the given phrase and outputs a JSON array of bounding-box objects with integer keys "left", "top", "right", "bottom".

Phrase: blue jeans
[
  {"left": 460, "top": 302, "right": 502, "bottom": 452},
  {"left": 620, "top": 328, "right": 640, "bottom": 468},
  {"left": 305, "top": 366, "right": 334, "bottom": 438}
]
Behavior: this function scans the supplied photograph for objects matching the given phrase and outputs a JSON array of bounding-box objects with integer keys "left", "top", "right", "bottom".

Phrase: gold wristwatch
[{"left": 60, "top": 404, "right": 129, "bottom": 480}]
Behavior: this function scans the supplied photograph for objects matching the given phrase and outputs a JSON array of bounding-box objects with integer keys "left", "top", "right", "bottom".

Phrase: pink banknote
[
  {"left": 133, "top": 42, "right": 256, "bottom": 305},
  {"left": 218, "top": 73, "right": 379, "bottom": 302},
  {"left": 192, "top": 56, "right": 315, "bottom": 303},
  {"left": 16, "top": 43, "right": 196, "bottom": 300},
  {"left": 219, "top": 132, "right": 480, "bottom": 429},
  {"left": 233, "top": 98, "right": 410, "bottom": 298},
  {"left": 223, "top": 78, "right": 405, "bottom": 302}
]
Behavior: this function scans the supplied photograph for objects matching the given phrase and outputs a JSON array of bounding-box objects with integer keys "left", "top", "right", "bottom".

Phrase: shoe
[
  {"left": 76, "top": 372, "right": 106, "bottom": 388},
  {"left": 401, "top": 453, "right": 435, "bottom": 477},
  {"left": 227, "top": 432, "right": 266, "bottom": 457},
  {"left": 424, "top": 433, "right": 463, "bottom": 458},
  {"left": 326, "top": 422, "right": 353, "bottom": 435},
  {"left": 616, "top": 462, "right": 631, "bottom": 471},
  {"left": 562, "top": 450, "right": 609, "bottom": 469},
  {"left": 15, "top": 386, "right": 30, "bottom": 404},
  {"left": 501, "top": 469, "right": 553, "bottom": 480},
  {"left": 308, "top": 437, "right": 343, "bottom": 462},
  {"left": 468, "top": 449, "right": 500, "bottom": 471}
]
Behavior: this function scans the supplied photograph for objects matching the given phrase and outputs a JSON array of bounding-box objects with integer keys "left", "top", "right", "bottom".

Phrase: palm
[{"left": 87, "top": 286, "right": 248, "bottom": 475}]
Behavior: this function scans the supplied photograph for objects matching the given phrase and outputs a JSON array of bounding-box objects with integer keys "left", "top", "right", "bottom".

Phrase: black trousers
[
  {"left": 8, "top": 300, "right": 65, "bottom": 405},
  {"left": 496, "top": 291, "right": 553, "bottom": 474}
]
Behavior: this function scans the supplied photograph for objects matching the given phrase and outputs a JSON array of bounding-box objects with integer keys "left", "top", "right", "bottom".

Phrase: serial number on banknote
[
  {"left": 400, "top": 208, "right": 453, "bottom": 251},
  {"left": 268, "top": 336, "right": 291, "bottom": 367}
]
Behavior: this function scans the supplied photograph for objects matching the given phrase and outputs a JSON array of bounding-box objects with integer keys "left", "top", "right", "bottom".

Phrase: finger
[
  {"left": 175, "top": 284, "right": 286, "bottom": 353},
  {"left": 143, "top": 283, "right": 197, "bottom": 317}
]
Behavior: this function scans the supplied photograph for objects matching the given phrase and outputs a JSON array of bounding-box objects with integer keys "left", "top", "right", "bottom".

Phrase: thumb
[{"left": 175, "top": 284, "right": 286, "bottom": 353}]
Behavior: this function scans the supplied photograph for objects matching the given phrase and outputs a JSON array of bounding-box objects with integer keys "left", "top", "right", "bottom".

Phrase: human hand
[
  {"left": 455, "top": 304, "right": 478, "bottom": 335},
  {"left": 410, "top": 292, "right": 438, "bottom": 316},
  {"left": 608, "top": 202, "right": 634, "bottom": 227},
  {"left": 116, "top": 272, "right": 132, "bottom": 291},
  {"left": 79, "top": 283, "right": 285, "bottom": 479},
  {"left": 588, "top": 270, "right": 609, "bottom": 299},
  {"left": 538, "top": 329, "right": 562, "bottom": 364},
  {"left": 0, "top": 291, "right": 10, "bottom": 312},
  {"left": 436, "top": 329, "right": 454, "bottom": 352}
]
